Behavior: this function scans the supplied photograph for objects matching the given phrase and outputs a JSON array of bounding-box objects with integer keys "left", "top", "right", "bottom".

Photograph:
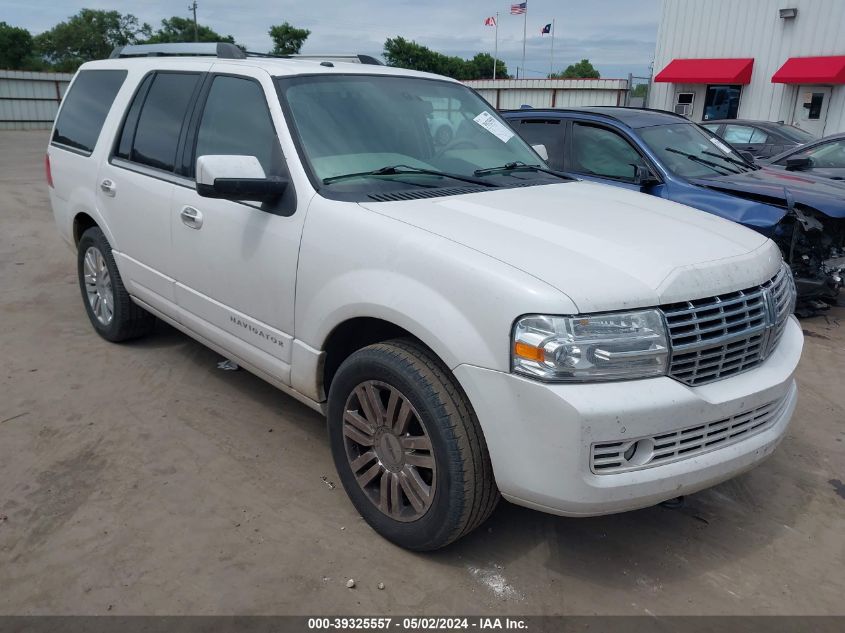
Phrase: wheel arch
[
  {"left": 319, "top": 316, "right": 436, "bottom": 399},
  {"left": 73, "top": 211, "right": 99, "bottom": 246}
]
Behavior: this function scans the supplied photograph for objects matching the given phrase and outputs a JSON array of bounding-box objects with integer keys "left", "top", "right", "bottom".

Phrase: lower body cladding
[{"left": 454, "top": 316, "right": 803, "bottom": 517}]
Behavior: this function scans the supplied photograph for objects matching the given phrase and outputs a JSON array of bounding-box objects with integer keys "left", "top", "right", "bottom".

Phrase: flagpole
[
  {"left": 493, "top": 12, "right": 498, "bottom": 80},
  {"left": 521, "top": 3, "right": 527, "bottom": 78},
  {"left": 550, "top": 18, "right": 555, "bottom": 77}
]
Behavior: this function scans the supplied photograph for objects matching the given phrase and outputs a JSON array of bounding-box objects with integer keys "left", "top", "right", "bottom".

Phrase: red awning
[
  {"left": 771, "top": 56, "right": 845, "bottom": 84},
  {"left": 654, "top": 58, "right": 754, "bottom": 84}
]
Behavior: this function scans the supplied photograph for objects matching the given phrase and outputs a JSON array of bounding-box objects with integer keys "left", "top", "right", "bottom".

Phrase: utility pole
[{"left": 188, "top": 1, "right": 199, "bottom": 42}]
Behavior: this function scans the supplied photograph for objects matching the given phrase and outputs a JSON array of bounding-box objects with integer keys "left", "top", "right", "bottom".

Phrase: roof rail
[
  {"left": 110, "top": 42, "right": 246, "bottom": 60},
  {"left": 245, "top": 52, "right": 383, "bottom": 66}
]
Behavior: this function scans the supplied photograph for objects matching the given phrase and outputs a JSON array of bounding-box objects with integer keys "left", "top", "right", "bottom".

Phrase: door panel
[
  {"left": 98, "top": 71, "right": 202, "bottom": 309},
  {"left": 171, "top": 69, "right": 304, "bottom": 379}
]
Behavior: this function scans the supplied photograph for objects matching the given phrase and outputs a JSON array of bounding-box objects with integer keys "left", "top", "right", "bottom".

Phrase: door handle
[
  {"left": 99, "top": 178, "right": 116, "bottom": 197},
  {"left": 180, "top": 206, "right": 203, "bottom": 229}
]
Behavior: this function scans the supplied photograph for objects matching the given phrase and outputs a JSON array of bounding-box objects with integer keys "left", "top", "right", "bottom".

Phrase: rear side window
[
  {"left": 52, "top": 70, "right": 127, "bottom": 154},
  {"left": 121, "top": 72, "right": 200, "bottom": 172},
  {"left": 194, "top": 75, "right": 281, "bottom": 176}
]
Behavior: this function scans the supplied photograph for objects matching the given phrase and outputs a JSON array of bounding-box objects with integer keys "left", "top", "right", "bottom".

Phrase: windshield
[
  {"left": 778, "top": 125, "right": 816, "bottom": 143},
  {"left": 639, "top": 122, "right": 755, "bottom": 179},
  {"left": 276, "top": 74, "right": 549, "bottom": 197}
]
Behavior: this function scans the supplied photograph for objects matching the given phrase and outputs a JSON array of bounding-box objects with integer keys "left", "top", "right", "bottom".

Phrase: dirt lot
[{"left": 0, "top": 130, "right": 843, "bottom": 616}]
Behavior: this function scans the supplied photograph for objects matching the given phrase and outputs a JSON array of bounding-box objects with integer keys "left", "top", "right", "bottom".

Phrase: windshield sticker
[
  {"left": 473, "top": 111, "right": 515, "bottom": 143},
  {"left": 709, "top": 137, "right": 733, "bottom": 154}
]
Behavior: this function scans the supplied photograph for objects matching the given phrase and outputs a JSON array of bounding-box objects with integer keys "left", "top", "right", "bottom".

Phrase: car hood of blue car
[{"left": 689, "top": 166, "right": 845, "bottom": 221}]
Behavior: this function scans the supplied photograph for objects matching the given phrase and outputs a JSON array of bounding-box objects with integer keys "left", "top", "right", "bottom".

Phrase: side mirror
[
  {"left": 633, "top": 165, "right": 659, "bottom": 187},
  {"left": 196, "top": 155, "right": 287, "bottom": 202},
  {"left": 785, "top": 156, "right": 812, "bottom": 172},
  {"left": 532, "top": 144, "right": 549, "bottom": 161},
  {"left": 738, "top": 150, "right": 756, "bottom": 164}
]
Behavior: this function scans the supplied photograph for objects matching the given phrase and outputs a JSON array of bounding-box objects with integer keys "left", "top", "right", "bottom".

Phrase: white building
[{"left": 649, "top": 0, "right": 845, "bottom": 137}]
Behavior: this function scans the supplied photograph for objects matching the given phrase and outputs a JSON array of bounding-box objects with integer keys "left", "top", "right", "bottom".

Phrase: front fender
[{"left": 293, "top": 198, "right": 576, "bottom": 396}]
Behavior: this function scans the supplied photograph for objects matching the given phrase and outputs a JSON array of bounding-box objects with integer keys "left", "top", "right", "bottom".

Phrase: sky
[{"left": 0, "top": 0, "right": 661, "bottom": 78}]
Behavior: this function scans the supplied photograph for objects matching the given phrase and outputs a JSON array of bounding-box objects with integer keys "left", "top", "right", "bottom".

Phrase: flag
[
  {"left": 484, "top": 16, "right": 497, "bottom": 26},
  {"left": 510, "top": 2, "right": 527, "bottom": 15},
  {"left": 541, "top": 22, "right": 552, "bottom": 34}
]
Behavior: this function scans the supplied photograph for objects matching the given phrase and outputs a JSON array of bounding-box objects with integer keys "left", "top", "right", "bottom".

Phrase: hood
[
  {"left": 690, "top": 166, "right": 845, "bottom": 220},
  {"left": 360, "top": 181, "right": 782, "bottom": 313}
]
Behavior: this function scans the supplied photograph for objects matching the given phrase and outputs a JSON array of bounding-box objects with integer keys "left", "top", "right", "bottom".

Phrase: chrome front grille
[
  {"left": 591, "top": 391, "right": 791, "bottom": 474},
  {"left": 661, "top": 265, "right": 795, "bottom": 386}
]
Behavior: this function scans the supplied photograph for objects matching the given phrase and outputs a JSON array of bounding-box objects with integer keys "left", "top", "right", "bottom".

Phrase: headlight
[{"left": 512, "top": 310, "right": 669, "bottom": 382}]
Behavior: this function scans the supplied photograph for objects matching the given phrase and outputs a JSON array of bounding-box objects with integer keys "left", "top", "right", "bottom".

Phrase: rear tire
[
  {"left": 77, "top": 227, "right": 155, "bottom": 342},
  {"left": 327, "top": 339, "right": 498, "bottom": 550}
]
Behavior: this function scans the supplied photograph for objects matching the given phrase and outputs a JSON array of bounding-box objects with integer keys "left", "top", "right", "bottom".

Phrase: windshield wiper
[
  {"left": 323, "top": 164, "right": 497, "bottom": 187},
  {"left": 701, "top": 149, "right": 759, "bottom": 171},
  {"left": 664, "top": 147, "right": 739, "bottom": 175},
  {"left": 473, "top": 161, "right": 572, "bottom": 180}
]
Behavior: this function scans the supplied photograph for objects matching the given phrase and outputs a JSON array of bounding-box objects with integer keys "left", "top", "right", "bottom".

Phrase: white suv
[{"left": 47, "top": 43, "right": 803, "bottom": 550}]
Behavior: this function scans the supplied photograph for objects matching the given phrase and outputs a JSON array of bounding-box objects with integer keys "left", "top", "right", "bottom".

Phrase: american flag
[{"left": 510, "top": 2, "right": 527, "bottom": 15}]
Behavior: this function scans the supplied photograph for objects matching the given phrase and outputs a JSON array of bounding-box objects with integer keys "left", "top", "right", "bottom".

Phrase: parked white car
[{"left": 47, "top": 43, "right": 802, "bottom": 550}]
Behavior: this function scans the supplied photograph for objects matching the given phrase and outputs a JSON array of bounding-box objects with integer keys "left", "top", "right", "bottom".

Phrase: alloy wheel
[
  {"left": 342, "top": 380, "right": 436, "bottom": 522},
  {"left": 83, "top": 246, "right": 114, "bottom": 326}
]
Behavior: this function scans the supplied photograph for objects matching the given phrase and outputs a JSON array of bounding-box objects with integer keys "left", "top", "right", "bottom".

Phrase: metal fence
[{"left": 0, "top": 70, "right": 74, "bottom": 130}]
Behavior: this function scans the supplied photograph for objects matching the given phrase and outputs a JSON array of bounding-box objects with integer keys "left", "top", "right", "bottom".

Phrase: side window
[
  {"left": 127, "top": 72, "right": 200, "bottom": 172},
  {"left": 194, "top": 76, "right": 282, "bottom": 177},
  {"left": 723, "top": 124, "right": 768, "bottom": 145},
  {"left": 515, "top": 119, "right": 566, "bottom": 170},
  {"left": 702, "top": 124, "right": 721, "bottom": 135},
  {"left": 571, "top": 123, "right": 646, "bottom": 182},
  {"left": 52, "top": 70, "right": 127, "bottom": 154}
]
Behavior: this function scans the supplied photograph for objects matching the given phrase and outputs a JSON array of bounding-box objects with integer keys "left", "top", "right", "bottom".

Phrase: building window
[{"left": 702, "top": 85, "right": 741, "bottom": 120}]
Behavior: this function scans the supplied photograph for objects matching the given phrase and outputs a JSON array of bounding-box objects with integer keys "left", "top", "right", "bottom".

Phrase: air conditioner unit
[{"left": 674, "top": 92, "right": 695, "bottom": 118}]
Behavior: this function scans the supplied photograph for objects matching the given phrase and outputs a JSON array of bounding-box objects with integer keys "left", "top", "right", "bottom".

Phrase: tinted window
[
  {"left": 131, "top": 73, "right": 200, "bottom": 172},
  {"left": 115, "top": 74, "right": 153, "bottom": 160},
  {"left": 571, "top": 123, "right": 646, "bottom": 182},
  {"left": 516, "top": 119, "right": 566, "bottom": 170},
  {"left": 195, "top": 76, "right": 280, "bottom": 176},
  {"left": 52, "top": 70, "right": 127, "bottom": 154}
]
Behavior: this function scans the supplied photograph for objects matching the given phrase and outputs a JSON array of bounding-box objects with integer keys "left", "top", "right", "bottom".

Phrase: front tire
[
  {"left": 327, "top": 340, "right": 498, "bottom": 550},
  {"left": 77, "top": 226, "right": 155, "bottom": 342}
]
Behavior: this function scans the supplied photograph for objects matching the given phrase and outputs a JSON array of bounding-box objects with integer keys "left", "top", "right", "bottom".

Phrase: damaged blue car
[{"left": 502, "top": 106, "right": 845, "bottom": 310}]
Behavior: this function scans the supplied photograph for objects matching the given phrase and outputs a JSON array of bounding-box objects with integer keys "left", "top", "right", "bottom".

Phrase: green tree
[
  {"left": 468, "top": 53, "right": 509, "bottom": 80},
  {"left": 549, "top": 58, "right": 600, "bottom": 79},
  {"left": 34, "top": 9, "right": 152, "bottom": 71},
  {"left": 0, "top": 22, "right": 35, "bottom": 70},
  {"left": 268, "top": 22, "right": 310, "bottom": 56},
  {"left": 383, "top": 37, "right": 508, "bottom": 80},
  {"left": 631, "top": 83, "right": 648, "bottom": 98},
  {"left": 143, "top": 16, "right": 236, "bottom": 45}
]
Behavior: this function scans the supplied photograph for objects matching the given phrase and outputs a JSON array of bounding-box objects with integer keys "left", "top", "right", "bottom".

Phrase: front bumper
[{"left": 454, "top": 316, "right": 803, "bottom": 517}]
